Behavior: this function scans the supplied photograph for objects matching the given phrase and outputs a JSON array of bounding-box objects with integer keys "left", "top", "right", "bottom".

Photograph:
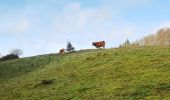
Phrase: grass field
[{"left": 0, "top": 46, "right": 170, "bottom": 100}]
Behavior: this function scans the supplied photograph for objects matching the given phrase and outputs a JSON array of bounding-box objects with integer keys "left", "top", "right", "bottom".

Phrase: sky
[{"left": 1, "top": 0, "right": 170, "bottom": 57}]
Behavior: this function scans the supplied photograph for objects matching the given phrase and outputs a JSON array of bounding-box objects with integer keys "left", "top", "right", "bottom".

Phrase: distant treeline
[{"left": 135, "top": 28, "right": 170, "bottom": 46}]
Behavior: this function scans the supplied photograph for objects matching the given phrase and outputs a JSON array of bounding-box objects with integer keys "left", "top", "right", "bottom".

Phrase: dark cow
[
  {"left": 59, "top": 48, "right": 65, "bottom": 54},
  {"left": 92, "top": 41, "right": 105, "bottom": 49}
]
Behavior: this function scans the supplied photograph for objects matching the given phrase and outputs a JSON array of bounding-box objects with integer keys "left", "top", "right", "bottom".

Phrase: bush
[
  {"left": 2, "top": 54, "right": 19, "bottom": 61},
  {"left": 0, "top": 48, "right": 23, "bottom": 61}
]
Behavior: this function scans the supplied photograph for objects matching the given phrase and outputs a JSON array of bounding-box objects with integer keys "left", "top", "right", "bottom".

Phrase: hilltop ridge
[{"left": 0, "top": 46, "right": 170, "bottom": 100}]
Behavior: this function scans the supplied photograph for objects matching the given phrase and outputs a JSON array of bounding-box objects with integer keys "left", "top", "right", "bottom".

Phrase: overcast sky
[{"left": 1, "top": 0, "right": 170, "bottom": 57}]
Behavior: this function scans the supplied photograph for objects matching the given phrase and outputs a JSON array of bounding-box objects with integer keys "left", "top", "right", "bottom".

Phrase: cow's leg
[{"left": 103, "top": 45, "right": 105, "bottom": 49}]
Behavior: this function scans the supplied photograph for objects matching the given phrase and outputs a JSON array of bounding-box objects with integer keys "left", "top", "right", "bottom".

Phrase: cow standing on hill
[
  {"left": 59, "top": 48, "right": 65, "bottom": 55},
  {"left": 92, "top": 41, "right": 105, "bottom": 49}
]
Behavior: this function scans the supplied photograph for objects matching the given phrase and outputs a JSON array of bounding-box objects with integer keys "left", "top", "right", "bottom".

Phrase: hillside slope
[{"left": 0, "top": 46, "right": 170, "bottom": 100}]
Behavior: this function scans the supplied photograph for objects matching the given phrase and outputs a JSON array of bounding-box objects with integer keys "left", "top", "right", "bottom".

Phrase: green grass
[{"left": 0, "top": 46, "right": 170, "bottom": 100}]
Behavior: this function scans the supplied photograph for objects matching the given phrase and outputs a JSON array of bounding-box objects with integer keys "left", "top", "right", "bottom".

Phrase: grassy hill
[{"left": 0, "top": 46, "right": 170, "bottom": 100}]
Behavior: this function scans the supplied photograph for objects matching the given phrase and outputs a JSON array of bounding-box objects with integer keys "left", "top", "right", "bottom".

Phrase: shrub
[{"left": 2, "top": 54, "right": 19, "bottom": 61}]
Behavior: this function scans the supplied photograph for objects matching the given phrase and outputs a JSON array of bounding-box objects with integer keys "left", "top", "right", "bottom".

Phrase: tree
[
  {"left": 126, "top": 39, "right": 130, "bottom": 45},
  {"left": 135, "top": 27, "right": 170, "bottom": 46},
  {"left": 156, "top": 29, "right": 166, "bottom": 46},
  {"left": 123, "top": 39, "right": 130, "bottom": 46},
  {"left": 0, "top": 49, "right": 23, "bottom": 61},
  {"left": 166, "top": 28, "right": 170, "bottom": 45},
  {"left": 156, "top": 28, "right": 170, "bottom": 46},
  {"left": 135, "top": 38, "right": 144, "bottom": 46},
  {"left": 66, "top": 41, "right": 75, "bottom": 52},
  {"left": 10, "top": 48, "right": 23, "bottom": 57},
  {"left": 144, "top": 34, "right": 156, "bottom": 46}
]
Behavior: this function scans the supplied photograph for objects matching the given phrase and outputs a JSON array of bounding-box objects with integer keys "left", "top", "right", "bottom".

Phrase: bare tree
[
  {"left": 161, "top": 28, "right": 170, "bottom": 45},
  {"left": 10, "top": 48, "right": 23, "bottom": 56},
  {"left": 156, "top": 29, "right": 165, "bottom": 46},
  {"left": 144, "top": 34, "right": 156, "bottom": 46},
  {"left": 135, "top": 38, "right": 144, "bottom": 46},
  {"left": 135, "top": 28, "right": 170, "bottom": 46}
]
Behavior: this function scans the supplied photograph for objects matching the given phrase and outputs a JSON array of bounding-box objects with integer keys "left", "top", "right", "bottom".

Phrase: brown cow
[
  {"left": 59, "top": 48, "right": 65, "bottom": 54},
  {"left": 92, "top": 41, "right": 105, "bottom": 49}
]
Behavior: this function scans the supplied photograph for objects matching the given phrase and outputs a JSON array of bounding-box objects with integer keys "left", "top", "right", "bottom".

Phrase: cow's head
[{"left": 92, "top": 42, "right": 96, "bottom": 46}]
